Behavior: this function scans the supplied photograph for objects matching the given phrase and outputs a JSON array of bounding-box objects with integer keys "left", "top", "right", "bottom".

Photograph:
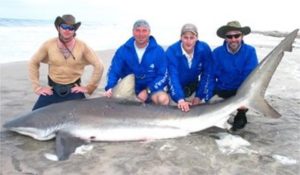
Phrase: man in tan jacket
[{"left": 29, "top": 14, "right": 103, "bottom": 110}]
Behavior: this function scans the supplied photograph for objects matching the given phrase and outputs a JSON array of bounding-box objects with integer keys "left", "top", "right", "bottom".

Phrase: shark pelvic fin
[{"left": 55, "top": 131, "right": 87, "bottom": 161}]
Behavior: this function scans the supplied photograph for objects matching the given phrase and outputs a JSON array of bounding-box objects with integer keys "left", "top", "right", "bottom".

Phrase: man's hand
[
  {"left": 137, "top": 89, "right": 148, "bottom": 102},
  {"left": 71, "top": 84, "right": 88, "bottom": 93},
  {"left": 191, "top": 97, "right": 204, "bottom": 106},
  {"left": 104, "top": 88, "right": 113, "bottom": 98},
  {"left": 177, "top": 99, "right": 192, "bottom": 112},
  {"left": 35, "top": 87, "right": 53, "bottom": 96}
]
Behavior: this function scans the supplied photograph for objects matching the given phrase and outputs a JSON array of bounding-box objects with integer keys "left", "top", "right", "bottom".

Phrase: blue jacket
[
  {"left": 212, "top": 41, "right": 258, "bottom": 91},
  {"left": 105, "top": 36, "right": 168, "bottom": 95},
  {"left": 166, "top": 40, "right": 214, "bottom": 102}
]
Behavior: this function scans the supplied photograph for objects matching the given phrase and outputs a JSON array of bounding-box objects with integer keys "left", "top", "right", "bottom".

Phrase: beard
[
  {"left": 228, "top": 42, "right": 240, "bottom": 52},
  {"left": 59, "top": 33, "right": 75, "bottom": 43}
]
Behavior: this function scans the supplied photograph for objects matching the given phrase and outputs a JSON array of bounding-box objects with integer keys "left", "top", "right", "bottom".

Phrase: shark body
[{"left": 3, "top": 29, "right": 298, "bottom": 160}]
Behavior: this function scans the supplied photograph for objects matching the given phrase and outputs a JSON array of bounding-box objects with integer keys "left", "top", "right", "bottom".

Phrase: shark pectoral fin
[
  {"left": 55, "top": 131, "right": 87, "bottom": 161},
  {"left": 252, "top": 97, "right": 281, "bottom": 118}
]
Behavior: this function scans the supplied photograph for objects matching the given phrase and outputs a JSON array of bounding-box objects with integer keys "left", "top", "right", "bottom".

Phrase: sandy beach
[{"left": 1, "top": 35, "right": 300, "bottom": 174}]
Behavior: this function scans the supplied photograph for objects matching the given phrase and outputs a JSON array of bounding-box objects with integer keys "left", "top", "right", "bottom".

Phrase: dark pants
[
  {"left": 32, "top": 92, "right": 85, "bottom": 110},
  {"left": 183, "top": 81, "right": 198, "bottom": 97},
  {"left": 32, "top": 76, "right": 85, "bottom": 110},
  {"left": 214, "top": 89, "right": 237, "bottom": 99}
]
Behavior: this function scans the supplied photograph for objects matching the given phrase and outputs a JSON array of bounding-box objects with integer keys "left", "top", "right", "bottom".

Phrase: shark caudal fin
[
  {"left": 236, "top": 29, "right": 299, "bottom": 118},
  {"left": 251, "top": 97, "right": 281, "bottom": 118}
]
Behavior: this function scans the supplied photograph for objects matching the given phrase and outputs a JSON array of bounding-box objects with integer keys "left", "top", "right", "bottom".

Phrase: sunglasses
[
  {"left": 60, "top": 24, "right": 75, "bottom": 31},
  {"left": 225, "top": 33, "right": 242, "bottom": 39}
]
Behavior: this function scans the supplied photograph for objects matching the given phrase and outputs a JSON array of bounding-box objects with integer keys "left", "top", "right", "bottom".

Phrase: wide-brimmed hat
[
  {"left": 217, "top": 21, "right": 251, "bottom": 38},
  {"left": 181, "top": 23, "right": 198, "bottom": 36},
  {"left": 54, "top": 14, "right": 81, "bottom": 31}
]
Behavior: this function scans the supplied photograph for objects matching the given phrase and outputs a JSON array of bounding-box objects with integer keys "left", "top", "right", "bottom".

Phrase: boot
[{"left": 231, "top": 109, "right": 248, "bottom": 131}]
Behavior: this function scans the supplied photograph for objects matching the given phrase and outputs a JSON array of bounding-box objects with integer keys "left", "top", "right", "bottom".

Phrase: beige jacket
[{"left": 28, "top": 38, "right": 104, "bottom": 95}]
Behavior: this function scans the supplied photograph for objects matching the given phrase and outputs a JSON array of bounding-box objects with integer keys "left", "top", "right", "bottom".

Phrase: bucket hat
[{"left": 217, "top": 21, "right": 251, "bottom": 38}]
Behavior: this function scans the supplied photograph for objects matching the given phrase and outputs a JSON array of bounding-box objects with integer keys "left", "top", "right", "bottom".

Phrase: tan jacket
[{"left": 28, "top": 38, "right": 104, "bottom": 95}]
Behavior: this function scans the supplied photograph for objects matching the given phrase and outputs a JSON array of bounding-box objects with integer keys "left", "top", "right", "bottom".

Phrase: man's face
[
  {"left": 133, "top": 26, "right": 150, "bottom": 46},
  {"left": 181, "top": 32, "right": 197, "bottom": 54},
  {"left": 225, "top": 30, "right": 243, "bottom": 52},
  {"left": 59, "top": 23, "right": 75, "bottom": 40}
]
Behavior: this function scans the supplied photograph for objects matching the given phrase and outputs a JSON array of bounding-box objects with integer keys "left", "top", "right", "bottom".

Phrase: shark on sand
[{"left": 3, "top": 29, "right": 299, "bottom": 161}]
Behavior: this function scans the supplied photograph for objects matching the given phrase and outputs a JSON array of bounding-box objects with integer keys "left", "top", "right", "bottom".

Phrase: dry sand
[{"left": 1, "top": 42, "right": 300, "bottom": 174}]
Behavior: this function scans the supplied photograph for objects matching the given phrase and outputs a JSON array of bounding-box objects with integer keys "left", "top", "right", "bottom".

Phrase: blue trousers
[{"left": 32, "top": 92, "right": 85, "bottom": 110}]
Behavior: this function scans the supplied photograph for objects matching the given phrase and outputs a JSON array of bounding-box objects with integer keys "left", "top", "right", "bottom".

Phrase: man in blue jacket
[
  {"left": 212, "top": 21, "right": 258, "bottom": 130},
  {"left": 166, "top": 23, "right": 214, "bottom": 112},
  {"left": 104, "top": 19, "right": 169, "bottom": 105}
]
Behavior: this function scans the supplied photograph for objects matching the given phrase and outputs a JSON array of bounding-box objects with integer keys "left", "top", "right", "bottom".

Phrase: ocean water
[
  {"left": 0, "top": 18, "right": 134, "bottom": 63},
  {"left": 0, "top": 18, "right": 191, "bottom": 63},
  {"left": 0, "top": 18, "right": 298, "bottom": 64}
]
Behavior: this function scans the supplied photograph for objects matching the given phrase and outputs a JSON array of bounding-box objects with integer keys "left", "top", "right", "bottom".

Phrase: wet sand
[{"left": 1, "top": 38, "right": 300, "bottom": 174}]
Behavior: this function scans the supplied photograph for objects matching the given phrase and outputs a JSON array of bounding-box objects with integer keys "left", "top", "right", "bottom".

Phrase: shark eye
[{"left": 90, "top": 136, "right": 96, "bottom": 140}]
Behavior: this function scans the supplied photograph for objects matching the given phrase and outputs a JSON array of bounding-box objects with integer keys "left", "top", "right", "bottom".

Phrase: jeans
[{"left": 32, "top": 91, "right": 85, "bottom": 110}]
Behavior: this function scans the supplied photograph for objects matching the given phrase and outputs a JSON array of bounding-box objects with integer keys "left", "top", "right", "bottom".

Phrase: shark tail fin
[
  {"left": 255, "top": 29, "right": 299, "bottom": 119},
  {"left": 236, "top": 29, "right": 298, "bottom": 119},
  {"left": 249, "top": 96, "right": 281, "bottom": 118}
]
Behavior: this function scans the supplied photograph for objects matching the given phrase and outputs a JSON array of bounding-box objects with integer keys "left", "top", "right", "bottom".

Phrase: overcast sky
[{"left": 0, "top": 0, "right": 299, "bottom": 32}]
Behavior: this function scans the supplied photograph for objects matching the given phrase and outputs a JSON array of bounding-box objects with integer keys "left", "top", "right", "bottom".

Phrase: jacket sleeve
[
  {"left": 147, "top": 48, "right": 168, "bottom": 93},
  {"left": 105, "top": 48, "right": 124, "bottom": 91},
  {"left": 166, "top": 49, "right": 185, "bottom": 103},
  {"left": 196, "top": 44, "right": 215, "bottom": 101}
]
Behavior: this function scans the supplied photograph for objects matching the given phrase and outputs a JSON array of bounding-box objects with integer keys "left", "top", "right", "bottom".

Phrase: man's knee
[
  {"left": 152, "top": 91, "right": 169, "bottom": 105},
  {"left": 113, "top": 74, "right": 135, "bottom": 99},
  {"left": 209, "top": 95, "right": 224, "bottom": 103}
]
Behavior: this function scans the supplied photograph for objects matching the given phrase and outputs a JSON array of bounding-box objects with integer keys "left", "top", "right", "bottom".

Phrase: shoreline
[{"left": 1, "top": 32, "right": 299, "bottom": 64}]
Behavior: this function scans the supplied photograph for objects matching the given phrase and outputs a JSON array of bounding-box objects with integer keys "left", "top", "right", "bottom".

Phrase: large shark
[{"left": 3, "top": 29, "right": 298, "bottom": 161}]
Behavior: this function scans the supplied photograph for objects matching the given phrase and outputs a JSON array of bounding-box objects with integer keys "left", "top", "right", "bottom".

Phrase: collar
[
  {"left": 57, "top": 38, "right": 76, "bottom": 49},
  {"left": 134, "top": 41, "right": 148, "bottom": 50},
  {"left": 181, "top": 43, "right": 194, "bottom": 59}
]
